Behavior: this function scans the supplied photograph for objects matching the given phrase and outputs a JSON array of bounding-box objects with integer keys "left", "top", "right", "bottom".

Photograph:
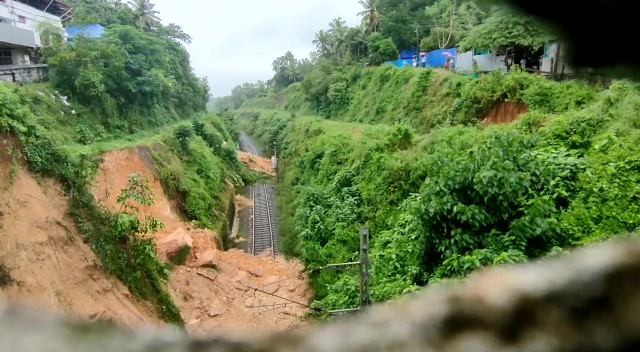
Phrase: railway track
[{"left": 239, "top": 133, "right": 278, "bottom": 258}]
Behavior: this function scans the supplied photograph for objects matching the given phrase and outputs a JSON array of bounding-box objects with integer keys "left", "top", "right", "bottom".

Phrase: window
[
  {"left": 18, "top": 15, "right": 26, "bottom": 24},
  {"left": 0, "top": 50, "right": 12, "bottom": 65}
]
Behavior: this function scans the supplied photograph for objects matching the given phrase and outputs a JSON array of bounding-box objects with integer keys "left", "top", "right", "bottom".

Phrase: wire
[
  {"left": 246, "top": 285, "right": 325, "bottom": 312},
  {"left": 258, "top": 266, "right": 323, "bottom": 288}
]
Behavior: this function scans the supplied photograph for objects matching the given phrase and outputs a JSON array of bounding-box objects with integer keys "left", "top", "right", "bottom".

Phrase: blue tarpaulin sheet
[
  {"left": 398, "top": 49, "right": 417, "bottom": 60},
  {"left": 66, "top": 24, "right": 105, "bottom": 41},
  {"left": 424, "top": 48, "right": 457, "bottom": 67},
  {"left": 384, "top": 47, "right": 457, "bottom": 68},
  {"left": 385, "top": 59, "right": 412, "bottom": 67}
]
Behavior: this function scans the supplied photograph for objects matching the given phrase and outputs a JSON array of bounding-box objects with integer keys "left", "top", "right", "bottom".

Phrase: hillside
[
  {"left": 0, "top": 80, "right": 309, "bottom": 333},
  {"left": 234, "top": 66, "right": 640, "bottom": 312}
]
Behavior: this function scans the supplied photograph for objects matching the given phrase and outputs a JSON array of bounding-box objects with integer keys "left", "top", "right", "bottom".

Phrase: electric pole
[
  {"left": 415, "top": 24, "right": 420, "bottom": 54},
  {"left": 326, "top": 226, "right": 371, "bottom": 316},
  {"left": 359, "top": 227, "right": 371, "bottom": 308}
]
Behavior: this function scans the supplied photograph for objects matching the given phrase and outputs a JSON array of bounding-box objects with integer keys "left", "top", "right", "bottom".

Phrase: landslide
[
  {"left": 0, "top": 135, "right": 161, "bottom": 328},
  {"left": 91, "top": 146, "right": 311, "bottom": 337}
]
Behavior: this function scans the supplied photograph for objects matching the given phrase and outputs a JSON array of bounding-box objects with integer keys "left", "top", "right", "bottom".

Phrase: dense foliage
[
  {"left": 41, "top": 0, "right": 208, "bottom": 134},
  {"left": 0, "top": 83, "right": 185, "bottom": 323},
  {"left": 0, "top": 0, "right": 255, "bottom": 325},
  {"left": 239, "top": 67, "right": 640, "bottom": 313}
]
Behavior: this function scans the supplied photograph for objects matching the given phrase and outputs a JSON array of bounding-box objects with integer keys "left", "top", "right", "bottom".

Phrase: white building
[
  {"left": 455, "top": 42, "right": 573, "bottom": 78},
  {"left": 0, "top": 0, "right": 70, "bottom": 82}
]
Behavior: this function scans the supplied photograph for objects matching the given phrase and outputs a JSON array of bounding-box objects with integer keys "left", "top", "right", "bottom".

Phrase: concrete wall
[
  {"left": 0, "top": 0, "right": 65, "bottom": 47},
  {"left": 540, "top": 42, "right": 574, "bottom": 75},
  {"left": 0, "top": 63, "right": 47, "bottom": 82},
  {"left": 10, "top": 46, "right": 30, "bottom": 65},
  {"left": 455, "top": 51, "right": 507, "bottom": 73},
  {"left": 0, "top": 22, "right": 36, "bottom": 47}
]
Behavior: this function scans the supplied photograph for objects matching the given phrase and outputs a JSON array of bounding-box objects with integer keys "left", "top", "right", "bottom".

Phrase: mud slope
[
  {"left": 237, "top": 151, "right": 275, "bottom": 176},
  {"left": 0, "top": 136, "right": 161, "bottom": 328},
  {"left": 92, "top": 147, "right": 311, "bottom": 337}
]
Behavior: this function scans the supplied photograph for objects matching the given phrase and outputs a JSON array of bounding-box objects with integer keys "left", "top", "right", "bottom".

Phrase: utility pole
[
  {"left": 326, "top": 226, "right": 371, "bottom": 316},
  {"left": 415, "top": 24, "right": 420, "bottom": 55},
  {"left": 359, "top": 227, "right": 371, "bottom": 308},
  {"left": 272, "top": 139, "right": 278, "bottom": 183}
]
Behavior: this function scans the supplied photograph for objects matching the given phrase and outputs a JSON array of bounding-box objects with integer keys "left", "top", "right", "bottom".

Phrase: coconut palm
[
  {"left": 312, "top": 30, "right": 333, "bottom": 58},
  {"left": 127, "top": 0, "right": 161, "bottom": 29},
  {"left": 328, "top": 18, "right": 348, "bottom": 58},
  {"left": 357, "top": 0, "right": 380, "bottom": 34}
]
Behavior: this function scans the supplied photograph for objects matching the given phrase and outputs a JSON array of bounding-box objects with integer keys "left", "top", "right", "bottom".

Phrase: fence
[{"left": 385, "top": 47, "right": 457, "bottom": 68}]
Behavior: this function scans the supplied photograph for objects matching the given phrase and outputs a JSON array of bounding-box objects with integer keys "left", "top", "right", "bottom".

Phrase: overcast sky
[{"left": 152, "top": 0, "right": 362, "bottom": 97}]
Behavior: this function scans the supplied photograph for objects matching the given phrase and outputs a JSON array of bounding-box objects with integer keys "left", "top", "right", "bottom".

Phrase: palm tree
[
  {"left": 328, "top": 18, "right": 348, "bottom": 58},
  {"left": 312, "top": 30, "right": 333, "bottom": 58},
  {"left": 127, "top": 0, "right": 161, "bottom": 29},
  {"left": 357, "top": 0, "right": 380, "bottom": 34}
]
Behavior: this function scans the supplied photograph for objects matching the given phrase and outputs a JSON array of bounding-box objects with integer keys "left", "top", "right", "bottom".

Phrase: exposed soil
[
  {"left": 170, "top": 250, "right": 311, "bottom": 338},
  {"left": 92, "top": 148, "right": 310, "bottom": 336},
  {"left": 238, "top": 151, "right": 275, "bottom": 176},
  {"left": 481, "top": 101, "right": 528, "bottom": 125},
  {"left": 0, "top": 137, "right": 162, "bottom": 329}
]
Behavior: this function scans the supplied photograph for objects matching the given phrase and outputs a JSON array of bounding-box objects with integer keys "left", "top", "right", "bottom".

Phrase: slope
[
  {"left": 0, "top": 135, "right": 162, "bottom": 328},
  {"left": 237, "top": 67, "right": 640, "bottom": 313}
]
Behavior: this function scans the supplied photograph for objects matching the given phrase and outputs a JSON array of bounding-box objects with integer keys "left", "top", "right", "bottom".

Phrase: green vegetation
[
  {"left": 240, "top": 70, "right": 640, "bottom": 312},
  {"left": 216, "top": 0, "right": 619, "bottom": 314},
  {"left": 0, "top": 0, "right": 258, "bottom": 326}
]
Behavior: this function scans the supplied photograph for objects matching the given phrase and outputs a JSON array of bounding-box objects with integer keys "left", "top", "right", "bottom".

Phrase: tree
[
  {"left": 457, "top": 6, "right": 554, "bottom": 52},
  {"left": 157, "top": 23, "right": 192, "bottom": 44},
  {"left": 328, "top": 17, "right": 349, "bottom": 58},
  {"left": 423, "top": 0, "right": 485, "bottom": 49},
  {"left": 272, "top": 51, "right": 303, "bottom": 88},
  {"left": 34, "top": 21, "right": 66, "bottom": 47},
  {"left": 127, "top": 0, "right": 161, "bottom": 30},
  {"left": 313, "top": 30, "right": 333, "bottom": 58},
  {"left": 65, "top": 0, "right": 136, "bottom": 26},
  {"left": 344, "top": 27, "right": 369, "bottom": 60},
  {"left": 368, "top": 32, "right": 398, "bottom": 65},
  {"left": 358, "top": 0, "right": 381, "bottom": 34},
  {"left": 376, "top": 0, "right": 434, "bottom": 50}
]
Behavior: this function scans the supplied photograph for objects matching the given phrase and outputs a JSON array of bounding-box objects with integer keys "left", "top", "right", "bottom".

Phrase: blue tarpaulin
[
  {"left": 385, "top": 59, "right": 413, "bottom": 67},
  {"left": 398, "top": 49, "right": 417, "bottom": 60},
  {"left": 384, "top": 47, "right": 457, "bottom": 68},
  {"left": 66, "top": 24, "right": 105, "bottom": 42},
  {"left": 424, "top": 48, "right": 457, "bottom": 67}
]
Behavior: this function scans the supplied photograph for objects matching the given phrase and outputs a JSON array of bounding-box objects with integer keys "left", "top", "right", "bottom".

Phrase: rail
[{"left": 240, "top": 133, "right": 277, "bottom": 258}]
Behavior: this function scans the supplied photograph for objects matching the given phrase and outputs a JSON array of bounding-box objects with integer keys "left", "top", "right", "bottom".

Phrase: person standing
[
  {"left": 444, "top": 56, "right": 451, "bottom": 71},
  {"left": 412, "top": 56, "right": 418, "bottom": 68},
  {"left": 421, "top": 53, "right": 427, "bottom": 68}
]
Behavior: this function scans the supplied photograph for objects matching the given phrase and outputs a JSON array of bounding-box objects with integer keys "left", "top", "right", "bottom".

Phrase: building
[
  {"left": 455, "top": 42, "right": 573, "bottom": 78},
  {"left": 0, "top": 0, "right": 71, "bottom": 82}
]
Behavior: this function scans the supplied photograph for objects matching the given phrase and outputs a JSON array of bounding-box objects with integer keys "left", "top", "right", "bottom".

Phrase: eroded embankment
[
  {"left": 91, "top": 147, "right": 310, "bottom": 337},
  {"left": 0, "top": 135, "right": 161, "bottom": 328}
]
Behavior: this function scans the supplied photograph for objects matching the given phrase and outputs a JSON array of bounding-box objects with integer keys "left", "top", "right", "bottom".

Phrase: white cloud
[{"left": 152, "top": 0, "right": 362, "bottom": 96}]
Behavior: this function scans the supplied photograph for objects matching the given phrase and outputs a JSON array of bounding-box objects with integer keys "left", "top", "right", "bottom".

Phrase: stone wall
[
  {"left": 0, "top": 64, "right": 48, "bottom": 83},
  {"left": 3, "top": 237, "right": 640, "bottom": 352}
]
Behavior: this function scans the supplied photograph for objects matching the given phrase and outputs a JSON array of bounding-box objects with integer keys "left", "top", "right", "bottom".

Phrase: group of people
[
  {"left": 411, "top": 52, "right": 455, "bottom": 70},
  {"left": 411, "top": 53, "right": 427, "bottom": 68}
]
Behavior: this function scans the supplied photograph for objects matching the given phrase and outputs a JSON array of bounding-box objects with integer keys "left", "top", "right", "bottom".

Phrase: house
[
  {"left": 0, "top": 0, "right": 71, "bottom": 82},
  {"left": 455, "top": 41, "right": 573, "bottom": 78}
]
